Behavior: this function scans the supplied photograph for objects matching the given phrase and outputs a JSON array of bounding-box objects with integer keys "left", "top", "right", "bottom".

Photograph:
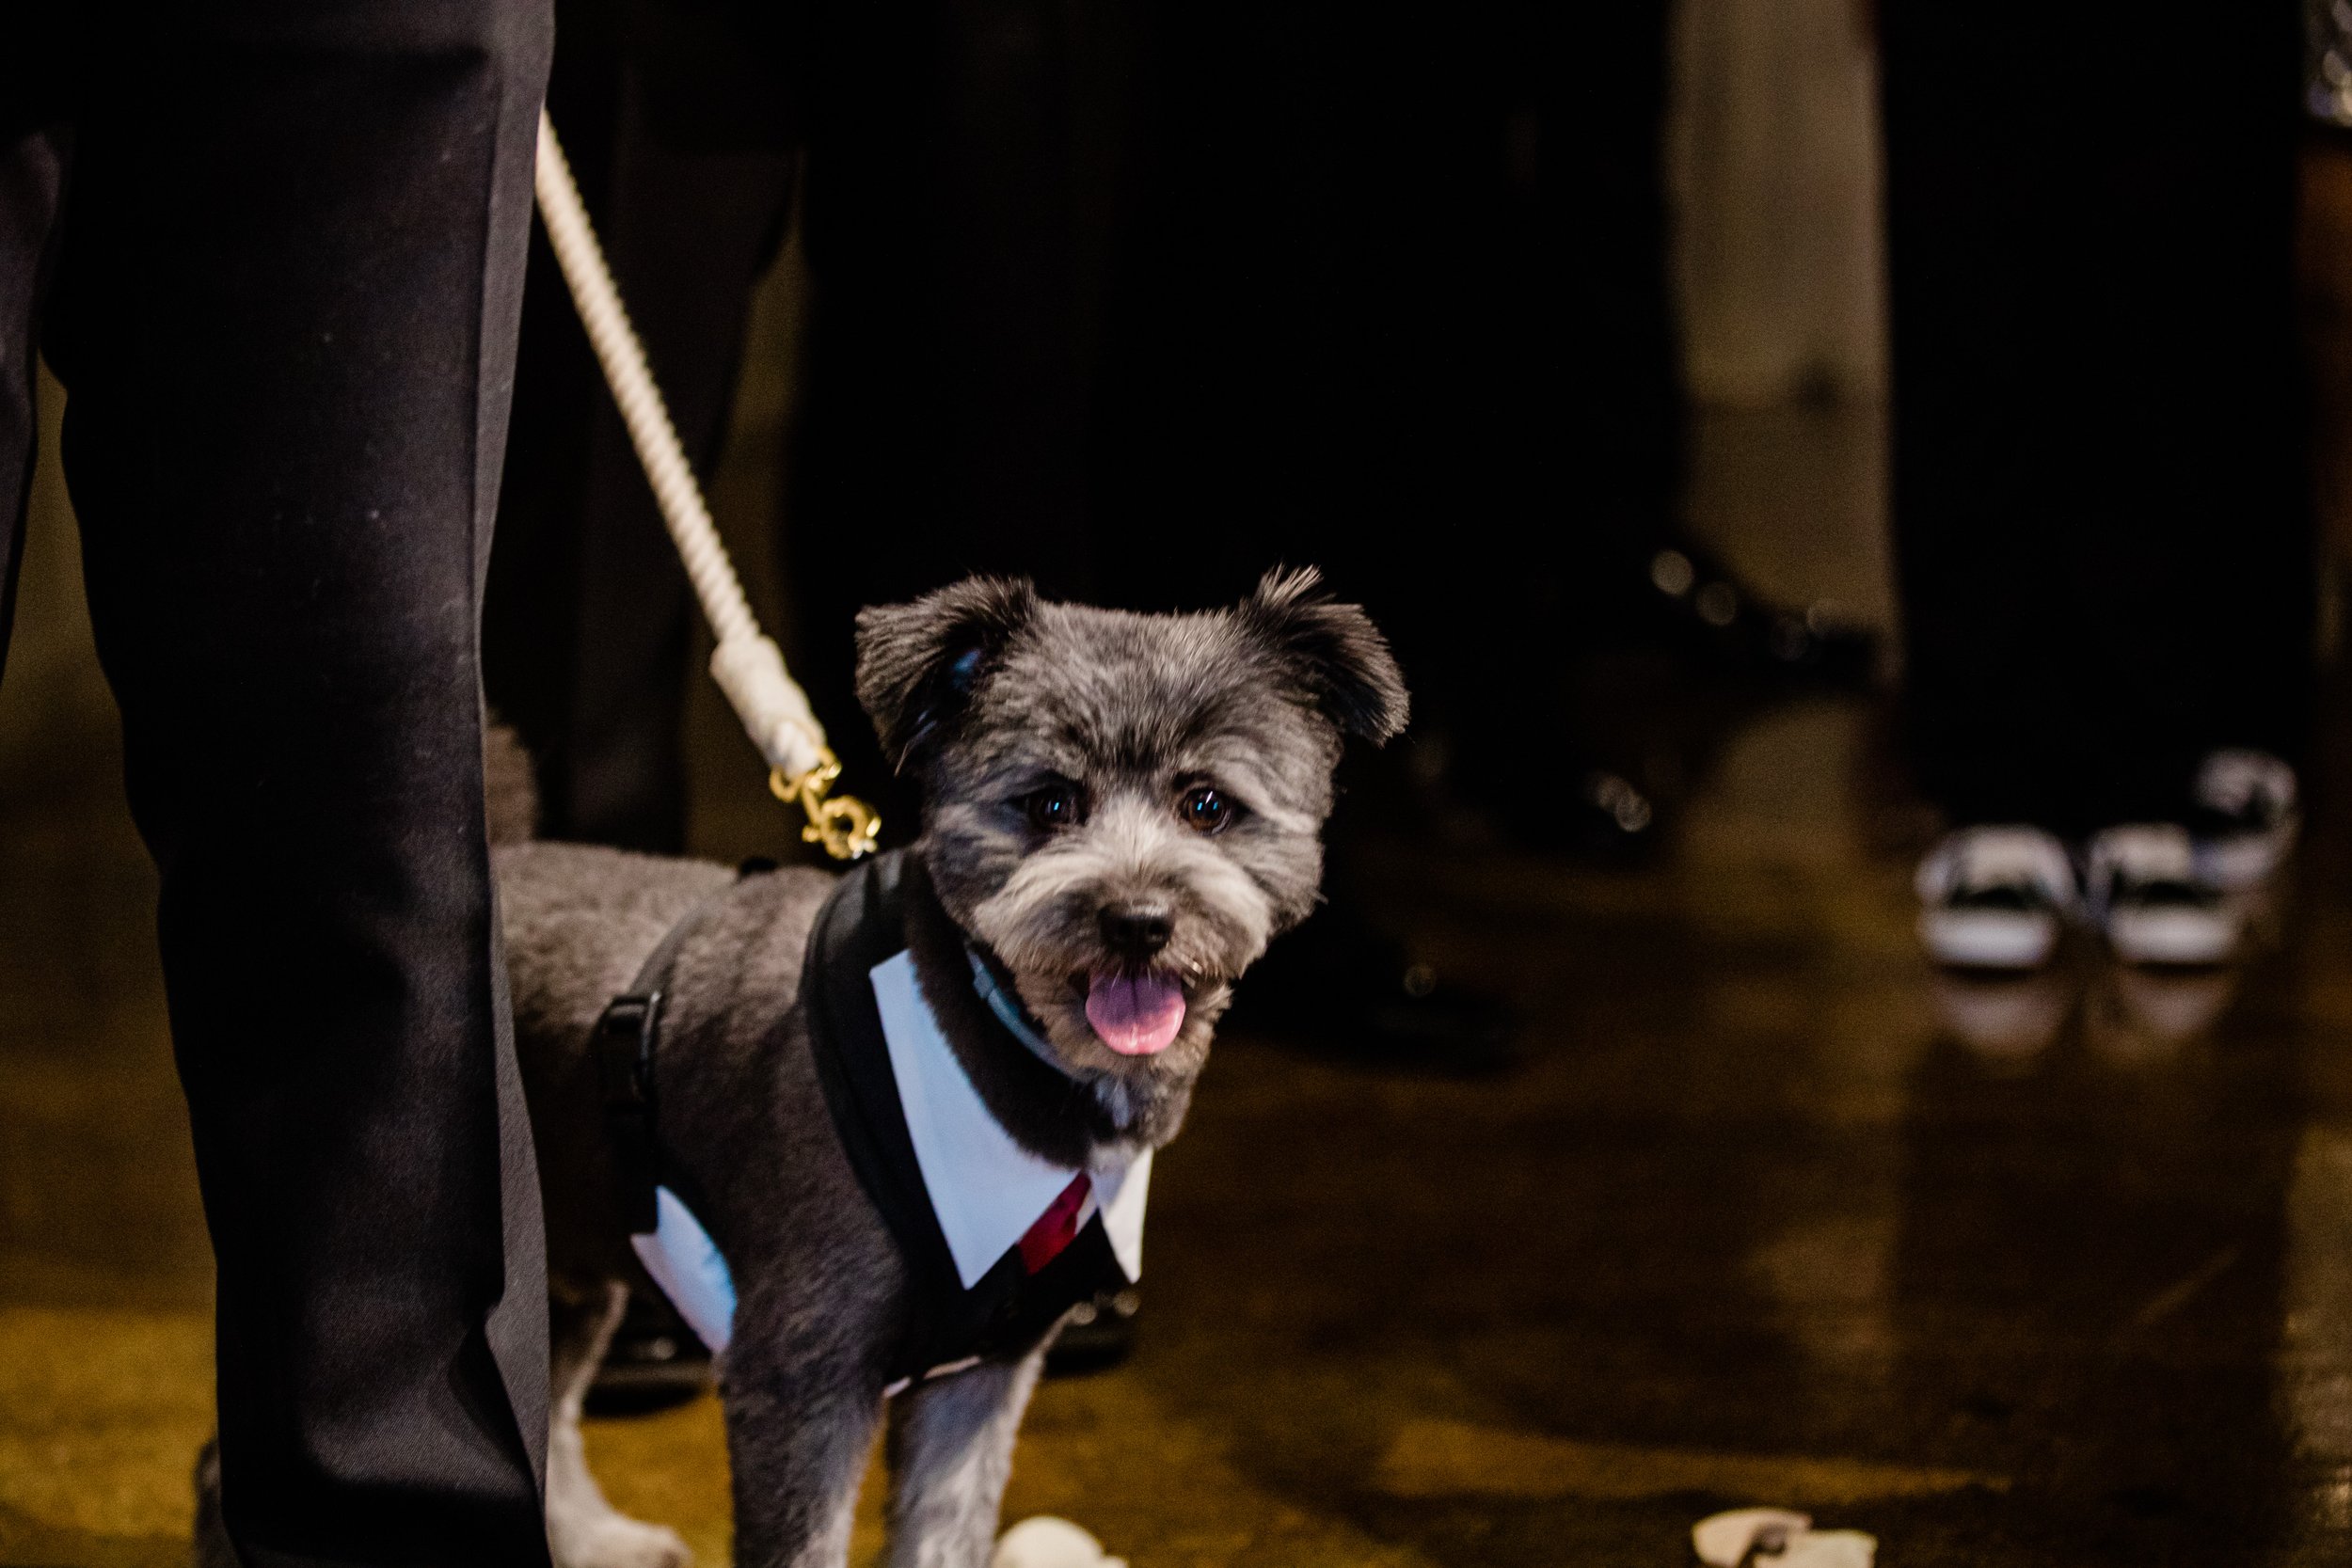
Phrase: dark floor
[{"left": 8, "top": 395, "right": 2352, "bottom": 1568}]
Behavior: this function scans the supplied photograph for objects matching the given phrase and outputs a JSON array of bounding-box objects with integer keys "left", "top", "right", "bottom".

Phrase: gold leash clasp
[{"left": 770, "top": 749, "right": 882, "bottom": 861}]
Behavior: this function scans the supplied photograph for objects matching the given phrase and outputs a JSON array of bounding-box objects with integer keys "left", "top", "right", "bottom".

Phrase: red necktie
[{"left": 1017, "top": 1174, "right": 1091, "bottom": 1274}]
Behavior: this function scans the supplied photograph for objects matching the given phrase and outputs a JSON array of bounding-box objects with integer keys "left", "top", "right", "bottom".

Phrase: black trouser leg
[
  {"left": 23, "top": 3, "right": 556, "bottom": 1561},
  {"left": 1883, "top": 1, "right": 2310, "bottom": 835}
]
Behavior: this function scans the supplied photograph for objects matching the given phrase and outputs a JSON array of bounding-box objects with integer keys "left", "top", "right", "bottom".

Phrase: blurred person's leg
[
  {"left": 0, "top": 137, "right": 60, "bottom": 676},
  {"left": 485, "top": 0, "right": 800, "bottom": 852},
  {"left": 493, "top": 0, "right": 1103, "bottom": 850},
  {"left": 0, "top": 12, "right": 73, "bottom": 676},
  {"left": 19, "top": 3, "right": 557, "bottom": 1560},
  {"left": 1883, "top": 0, "right": 2310, "bottom": 841},
  {"left": 783, "top": 0, "right": 1109, "bottom": 820},
  {"left": 1390, "top": 0, "right": 1691, "bottom": 834},
  {"left": 1072, "top": 0, "right": 1678, "bottom": 850},
  {"left": 1087, "top": 0, "right": 1861, "bottom": 860}
]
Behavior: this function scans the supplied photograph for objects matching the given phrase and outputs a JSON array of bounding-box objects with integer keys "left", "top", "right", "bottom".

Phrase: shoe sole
[{"left": 1919, "top": 910, "right": 2058, "bottom": 970}]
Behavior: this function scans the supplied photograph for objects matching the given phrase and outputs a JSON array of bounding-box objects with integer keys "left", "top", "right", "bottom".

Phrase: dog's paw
[
  {"left": 553, "top": 1513, "right": 693, "bottom": 1568},
  {"left": 992, "top": 1516, "right": 1126, "bottom": 1568}
]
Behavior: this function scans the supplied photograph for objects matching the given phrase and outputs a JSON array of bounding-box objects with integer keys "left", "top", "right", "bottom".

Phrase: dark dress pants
[
  {"left": 1883, "top": 2, "right": 2312, "bottom": 835},
  {"left": 487, "top": 0, "right": 1114, "bottom": 842},
  {"left": 485, "top": 0, "right": 799, "bottom": 851},
  {"left": 486, "top": 0, "right": 1684, "bottom": 845},
  {"left": 1, "top": 4, "right": 556, "bottom": 1562}
]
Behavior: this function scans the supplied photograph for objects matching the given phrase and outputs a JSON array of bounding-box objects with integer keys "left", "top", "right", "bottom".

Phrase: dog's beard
[
  {"left": 1016, "top": 974, "right": 1235, "bottom": 1139},
  {"left": 963, "top": 829, "right": 1271, "bottom": 1069}
]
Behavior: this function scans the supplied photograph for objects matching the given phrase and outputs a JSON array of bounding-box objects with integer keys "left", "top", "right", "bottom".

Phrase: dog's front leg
[
  {"left": 723, "top": 1354, "right": 884, "bottom": 1568},
  {"left": 883, "top": 1346, "right": 1049, "bottom": 1568}
]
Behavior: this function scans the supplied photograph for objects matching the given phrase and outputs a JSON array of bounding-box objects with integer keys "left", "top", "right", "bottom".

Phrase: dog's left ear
[
  {"left": 1238, "top": 566, "right": 1410, "bottom": 743},
  {"left": 855, "top": 577, "right": 1041, "bottom": 768}
]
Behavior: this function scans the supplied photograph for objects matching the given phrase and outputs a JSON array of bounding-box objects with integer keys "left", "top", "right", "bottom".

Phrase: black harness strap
[{"left": 593, "top": 874, "right": 746, "bottom": 1235}]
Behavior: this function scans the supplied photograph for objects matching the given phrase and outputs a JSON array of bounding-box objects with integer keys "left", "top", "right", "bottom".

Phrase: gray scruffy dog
[{"left": 208, "top": 568, "right": 1404, "bottom": 1568}]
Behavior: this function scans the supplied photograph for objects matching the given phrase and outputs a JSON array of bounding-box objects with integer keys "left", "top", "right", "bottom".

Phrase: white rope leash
[
  {"left": 532, "top": 110, "right": 824, "bottom": 780},
  {"left": 532, "top": 110, "right": 876, "bottom": 855}
]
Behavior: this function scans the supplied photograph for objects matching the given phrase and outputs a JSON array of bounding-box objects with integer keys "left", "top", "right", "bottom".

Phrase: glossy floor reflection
[
  {"left": 8, "top": 411, "right": 2352, "bottom": 1565},
  {"left": 12, "top": 675, "right": 2352, "bottom": 1566}
]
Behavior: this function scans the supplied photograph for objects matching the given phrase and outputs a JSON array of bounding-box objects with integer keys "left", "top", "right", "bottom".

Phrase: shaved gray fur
[{"left": 186, "top": 570, "right": 1403, "bottom": 1568}]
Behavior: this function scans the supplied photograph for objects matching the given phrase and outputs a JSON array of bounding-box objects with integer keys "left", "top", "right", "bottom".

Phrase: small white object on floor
[
  {"left": 1781, "top": 1530, "right": 1876, "bottom": 1568},
  {"left": 993, "top": 1516, "right": 1129, "bottom": 1568},
  {"left": 1694, "top": 1508, "right": 1810, "bottom": 1566},
  {"left": 1692, "top": 1508, "right": 1874, "bottom": 1568}
]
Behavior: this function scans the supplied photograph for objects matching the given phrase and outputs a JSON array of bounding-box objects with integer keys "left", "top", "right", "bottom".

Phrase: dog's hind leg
[
  {"left": 882, "top": 1348, "right": 1048, "bottom": 1568},
  {"left": 547, "top": 1282, "right": 693, "bottom": 1568}
]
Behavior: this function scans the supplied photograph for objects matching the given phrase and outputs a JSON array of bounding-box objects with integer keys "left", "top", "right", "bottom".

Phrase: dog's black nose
[{"left": 1098, "top": 902, "right": 1174, "bottom": 958}]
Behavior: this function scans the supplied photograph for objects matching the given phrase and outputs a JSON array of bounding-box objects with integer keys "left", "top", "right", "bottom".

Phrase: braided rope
[{"left": 532, "top": 110, "right": 829, "bottom": 784}]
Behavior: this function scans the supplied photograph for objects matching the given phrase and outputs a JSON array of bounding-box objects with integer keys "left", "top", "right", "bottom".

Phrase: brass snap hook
[{"left": 769, "top": 750, "right": 882, "bottom": 861}]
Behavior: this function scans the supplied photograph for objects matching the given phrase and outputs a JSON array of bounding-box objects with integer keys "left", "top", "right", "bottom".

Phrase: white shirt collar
[
  {"left": 870, "top": 949, "right": 1149, "bottom": 1289},
  {"left": 631, "top": 946, "right": 1151, "bottom": 1357}
]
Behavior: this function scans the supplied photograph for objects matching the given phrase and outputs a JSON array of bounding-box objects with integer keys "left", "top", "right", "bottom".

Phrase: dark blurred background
[
  {"left": 475, "top": 0, "right": 1894, "bottom": 872},
  {"left": 19, "top": 0, "right": 2352, "bottom": 1563}
]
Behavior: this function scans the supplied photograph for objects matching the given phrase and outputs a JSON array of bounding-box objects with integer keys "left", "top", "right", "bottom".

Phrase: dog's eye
[
  {"left": 1025, "top": 785, "right": 1085, "bottom": 831},
  {"left": 1181, "top": 786, "right": 1232, "bottom": 833}
]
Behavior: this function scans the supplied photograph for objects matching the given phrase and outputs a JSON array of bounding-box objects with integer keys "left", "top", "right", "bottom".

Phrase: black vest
[
  {"left": 602, "top": 849, "right": 1134, "bottom": 1389},
  {"left": 803, "top": 850, "right": 1132, "bottom": 1386}
]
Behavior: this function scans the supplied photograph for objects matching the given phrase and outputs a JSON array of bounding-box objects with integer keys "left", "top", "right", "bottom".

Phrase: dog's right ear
[
  {"left": 1238, "top": 565, "right": 1411, "bottom": 744},
  {"left": 855, "top": 578, "right": 1041, "bottom": 769}
]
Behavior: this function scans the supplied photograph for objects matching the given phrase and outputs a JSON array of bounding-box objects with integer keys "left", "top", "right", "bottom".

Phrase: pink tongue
[{"left": 1085, "top": 972, "right": 1187, "bottom": 1055}]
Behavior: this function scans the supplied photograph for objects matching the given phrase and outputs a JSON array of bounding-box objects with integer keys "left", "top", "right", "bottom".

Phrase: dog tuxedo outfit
[{"left": 596, "top": 849, "right": 1149, "bottom": 1392}]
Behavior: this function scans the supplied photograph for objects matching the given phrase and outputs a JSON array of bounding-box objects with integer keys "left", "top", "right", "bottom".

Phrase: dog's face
[{"left": 855, "top": 569, "right": 1407, "bottom": 1116}]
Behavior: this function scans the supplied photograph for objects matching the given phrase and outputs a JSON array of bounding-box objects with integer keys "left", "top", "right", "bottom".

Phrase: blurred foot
[
  {"left": 1044, "top": 1288, "right": 1140, "bottom": 1377},
  {"left": 1915, "top": 826, "right": 2077, "bottom": 970},
  {"left": 2191, "top": 749, "right": 2299, "bottom": 892},
  {"left": 1226, "top": 905, "right": 1518, "bottom": 1074},
  {"left": 587, "top": 1290, "right": 713, "bottom": 1416},
  {"left": 2086, "top": 824, "right": 2240, "bottom": 967}
]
